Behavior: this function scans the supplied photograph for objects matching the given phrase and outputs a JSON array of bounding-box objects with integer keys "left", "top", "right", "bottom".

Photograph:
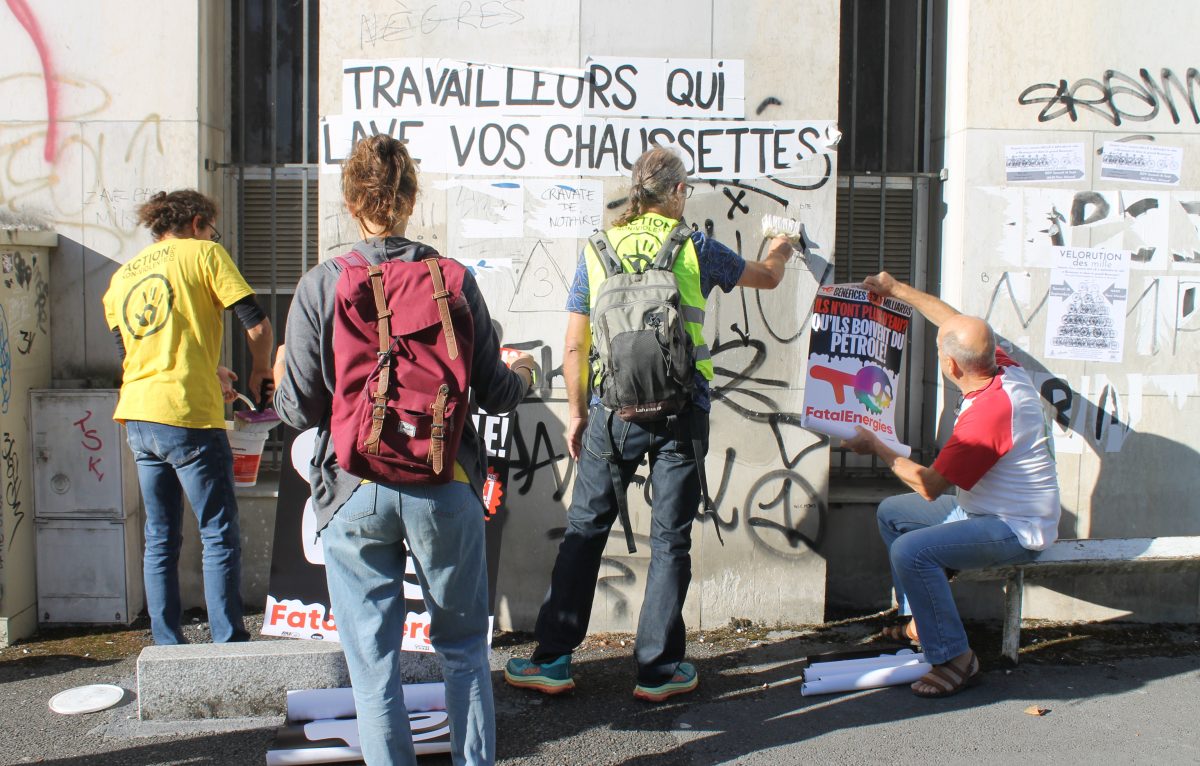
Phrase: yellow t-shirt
[{"left": 102, "top": 238, "right": 254, "bottom": 428}]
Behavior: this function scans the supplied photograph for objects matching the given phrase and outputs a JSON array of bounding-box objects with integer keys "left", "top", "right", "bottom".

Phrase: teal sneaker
[
  {"left": 504, "top": 655, "right": 575, "bottom": 695},
  {"left": 633, "top": 662, "right": 699, "bottom": 702}
]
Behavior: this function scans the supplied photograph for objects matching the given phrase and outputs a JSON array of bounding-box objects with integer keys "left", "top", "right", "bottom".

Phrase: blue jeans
[
  {"left": 126, "top": 421, "right": 248, "bottom": 645},
  {"left": 877, "top": 493, "right": 1037, "bottom": 664},
  {"left": 322, "top": 481, "right": 494, "bottom": 766},
  {"left": 533, "top": 404, "right": 706, "bottom": 685}
]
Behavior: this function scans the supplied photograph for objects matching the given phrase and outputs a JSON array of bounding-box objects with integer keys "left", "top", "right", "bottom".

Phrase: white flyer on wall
[
  {"left": 1044, "top": 247, "right": 1130, "bottom": 363},
  {"left": 1004, "top": 143, "right": 1085, "bottom": 182},
  {"left": 1100, "top": 142, "right": 1182, "bottom": 186}
]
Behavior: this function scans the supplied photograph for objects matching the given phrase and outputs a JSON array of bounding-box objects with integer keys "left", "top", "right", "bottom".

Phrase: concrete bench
[{"left": 954, "top": 536, "right": 1200, "bottom": 665}]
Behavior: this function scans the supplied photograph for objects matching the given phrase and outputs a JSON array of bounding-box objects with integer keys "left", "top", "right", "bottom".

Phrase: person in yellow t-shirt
[{"left": 103, "top": 189, "right": 274, "bottom": 645}]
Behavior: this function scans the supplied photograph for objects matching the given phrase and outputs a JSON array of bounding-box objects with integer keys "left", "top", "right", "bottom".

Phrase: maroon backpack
[{"left": 331, "top": 250, "right": 474, "bottom": 484}]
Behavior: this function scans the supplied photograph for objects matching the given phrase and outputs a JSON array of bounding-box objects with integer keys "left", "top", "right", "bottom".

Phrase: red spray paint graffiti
[{"left": 6, "top": 0, "right": 59, "bottom": 163}]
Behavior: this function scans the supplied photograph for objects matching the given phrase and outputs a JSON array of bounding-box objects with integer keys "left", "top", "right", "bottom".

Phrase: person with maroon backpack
[{"left": 273, "top": 134, "right": 535, "bottom": 766}]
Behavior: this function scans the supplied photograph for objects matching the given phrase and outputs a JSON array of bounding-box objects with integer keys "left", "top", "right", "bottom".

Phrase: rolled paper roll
[
  {"left": 800, "top": 662, "right": 933, "bottom": 696},
  {"left": 286, "top": 682, "right": 446, "bottom": 722},
  {"left": 804, "top": 651, "right": 924, "bottom": 681}
]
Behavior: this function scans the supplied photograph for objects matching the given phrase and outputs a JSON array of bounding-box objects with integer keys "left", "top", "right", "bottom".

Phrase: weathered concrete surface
[{"left": 135, "top": 640, "right": 440, "bottom": 720}]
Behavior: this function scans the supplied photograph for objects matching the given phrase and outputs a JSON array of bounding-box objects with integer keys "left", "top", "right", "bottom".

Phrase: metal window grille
[
  {"left": 224, "top": 0, "right": 319, "bottom": 468},
  {"left": 833, "top": 0, "right": 944, "bottom": 479}
]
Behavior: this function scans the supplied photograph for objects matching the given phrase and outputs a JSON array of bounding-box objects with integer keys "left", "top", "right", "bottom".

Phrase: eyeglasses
[
  {"left": 682, "top": 183, "right": 695, "bottom": 199},
  {"left": 208, "top": 224, "right": 222, "bottom": 244}
]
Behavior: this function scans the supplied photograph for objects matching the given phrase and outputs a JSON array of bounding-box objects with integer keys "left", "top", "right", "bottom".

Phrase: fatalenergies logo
[{"left": 853, "top": 365, "right": 893, "bottom": 415}]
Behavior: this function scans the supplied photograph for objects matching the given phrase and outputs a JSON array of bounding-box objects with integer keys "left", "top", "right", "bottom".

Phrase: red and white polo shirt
[{"left": 932, "top": 348, "right": 1061, "bottom": 550}]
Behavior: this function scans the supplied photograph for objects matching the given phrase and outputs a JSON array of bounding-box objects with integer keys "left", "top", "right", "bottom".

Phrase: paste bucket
[{"left": 226, "top": 422, "right": 269, "bottom": 487}]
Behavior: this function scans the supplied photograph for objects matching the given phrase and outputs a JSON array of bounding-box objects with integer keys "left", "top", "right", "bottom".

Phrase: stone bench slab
[
  {"left": 137, "top": 640, "right": 440, "bottom": 720},
  {"left": 948, "top": 536, "right": 1200, "bottom": 665}
]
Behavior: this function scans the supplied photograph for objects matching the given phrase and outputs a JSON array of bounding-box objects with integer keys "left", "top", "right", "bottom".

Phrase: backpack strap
[
  {"left": 587, "top": 231, "right": 623, "bottom": 278},
  {"left": 424, "top": 258, "right": 459, "bottom": 361},
  {"left": 430, "top": 384, "right": 449, "bottom": 474},
  {"left": 668, "top": 414, "right": 724, "bottom": 548},
  {"left": 650, "top": 223, "right": 694, "bottom": 271},
  {"left": 336, "top": 249, "right": 370, "bottom": 269},
  {"left": 363, "top": 263, "right": 393, "bottom": 456},
  {"left": 423, "top": 257, "right": 458, "bottom": 473},
  {"left": 602, "top": 410, "right": 638, "bottom": 554}
]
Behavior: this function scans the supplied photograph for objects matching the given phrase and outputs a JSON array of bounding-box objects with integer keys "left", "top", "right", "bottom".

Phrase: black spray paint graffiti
[
  {"left": 1019, "top": 68, "right": 1200, "bottom": 126},
  {"left": 1, "top": 252, "right": 49, "bottom": 355},
  {"left": 1034, "top": 374, "right": 1131, "bottom": 453},
  {"left": 3, "top": 432, "right": 22, "bottom": 552}
]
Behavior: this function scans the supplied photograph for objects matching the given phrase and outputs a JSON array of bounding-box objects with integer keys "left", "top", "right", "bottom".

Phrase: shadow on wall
[
  {"left": 50, "top": 236, "right": 123, "bottom": 386},
  {"left": 960, "top": 341, "right": 1200, "bottom": 622}
]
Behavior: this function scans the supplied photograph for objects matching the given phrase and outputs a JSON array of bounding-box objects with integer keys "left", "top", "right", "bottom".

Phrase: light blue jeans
[
  {"left": 126, "top": 421, "right": 248, "bottom": 645},
  {"left": 322, "top": 480, "right": 494, "bottom": 766},
  {"left": 877, "top": 493, "right": 1036, "bottom": 665}
]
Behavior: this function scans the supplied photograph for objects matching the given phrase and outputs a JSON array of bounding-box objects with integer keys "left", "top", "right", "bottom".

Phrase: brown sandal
[
  {"left": 911, "top": 650, "right": 981, "bottom": 698},
  {"left": 879, "top": 621, "right": 919, "bottom": 644}
]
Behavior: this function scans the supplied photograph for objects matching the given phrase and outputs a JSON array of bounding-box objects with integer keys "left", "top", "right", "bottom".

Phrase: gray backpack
[
  {"left": 587, "top": 223, "right": 721, "bottom": 553},
  {"left": 588, "top": 223, "right": 696, "bottom": 423}
]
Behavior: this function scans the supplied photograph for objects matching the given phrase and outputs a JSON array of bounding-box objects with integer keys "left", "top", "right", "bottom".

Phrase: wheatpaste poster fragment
[{"left": 1044, "top": 247, "right": 1130, "bottom": 363}]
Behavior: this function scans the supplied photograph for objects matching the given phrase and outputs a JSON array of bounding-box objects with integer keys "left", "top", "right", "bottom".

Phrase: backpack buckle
[{"left": 430, "top": 423, "right": 446, "bottom": 440}]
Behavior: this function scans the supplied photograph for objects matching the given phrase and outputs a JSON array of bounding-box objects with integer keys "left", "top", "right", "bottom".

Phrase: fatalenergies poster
[
  {"left": 262, "top": 410, "right": 514, "bottom": 650},
  {"left": 802, "top": 285, "right": 913, "bottom": 457}
]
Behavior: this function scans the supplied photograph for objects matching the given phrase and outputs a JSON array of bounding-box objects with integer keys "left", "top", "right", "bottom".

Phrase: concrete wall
[
  {"left": 0, "top": 0, "right": 228, "bottom": 385},
  {"left": 318, "top": 0, "right": 842, "bottom": 631},
  {"left": 0, "top": 230, "right": 54, "bottom": 644},
  {"left": 938, "top": 0, "right": 1200, "bottom": 621},
  {"left": 0, "top": 2, "right": 230, "bottom": 630}
]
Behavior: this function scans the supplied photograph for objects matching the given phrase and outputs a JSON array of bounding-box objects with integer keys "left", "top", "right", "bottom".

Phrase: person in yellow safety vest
[{"left": 505, "top": 146, "right": 794, "bottom": 702}]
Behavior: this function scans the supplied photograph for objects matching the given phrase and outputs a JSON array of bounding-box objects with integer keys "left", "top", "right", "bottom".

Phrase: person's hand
[
  {"left": 843, "top": 426, "right": 882, "bottom": 456},
  {"left": 216, "top": 366, "right": 238, "bottom": 403},
  {"left": 863, "top": 272, "right": 900, "bottom": 299},
  {"left": 505, "top": 350, "right": 540, "bottom": 394},
  {"left": 566, "top": 415, "right": 588, "bottom": 461},
  {"left": 250, "top": 365, "right": 274, "bottom": 407},
  {"left": 767, "top": 235, "right": 793, "bottom": 262}
]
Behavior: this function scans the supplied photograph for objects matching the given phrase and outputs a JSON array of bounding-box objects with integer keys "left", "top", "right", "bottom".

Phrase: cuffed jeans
[
  {"left": 877, "top": 493, "right": 1037, "bottom": 664},
  {"left": 532, "top": 404, "right": 706, "bottom": 685},
  {"left": 322, "top": 480, "right": 494, "bottom": 766},
  {"left": 126, "top": 421, "right": 248, "bottom": 645}
]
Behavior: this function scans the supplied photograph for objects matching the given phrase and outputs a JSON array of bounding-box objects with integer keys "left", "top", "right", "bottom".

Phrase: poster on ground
[
  {"left": 262, "top": 408, "right": 515, "bottom": 651},
  {"left": 1044, "top": 247, "right": 1130, "bottom": 362},
  {"left": 801, "top": 284, "right": 913, "bottom": 457}
]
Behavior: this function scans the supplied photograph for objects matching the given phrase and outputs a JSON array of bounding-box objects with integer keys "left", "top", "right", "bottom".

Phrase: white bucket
[{"left": 226, "top": 424, "right": 269, "bottom": 487}]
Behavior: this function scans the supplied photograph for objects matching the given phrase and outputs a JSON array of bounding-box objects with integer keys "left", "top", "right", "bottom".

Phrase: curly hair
[
  {"left": 342, "top": 134, "right": 420, "bottom": 233},
  {"left": 137, "top": 190, "right": 218, "bottom": 240},
  {"left": 613, "top": 146, "right": 688, "bottom": 227}
]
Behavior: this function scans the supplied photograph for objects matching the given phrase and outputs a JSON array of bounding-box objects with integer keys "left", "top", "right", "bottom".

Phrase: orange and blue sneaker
[
  {"left": 504, "top": 655, "right": 575, "bottom": 695},
  {"left": 633, "top": 662, "right": 699, "bottom": 702}
]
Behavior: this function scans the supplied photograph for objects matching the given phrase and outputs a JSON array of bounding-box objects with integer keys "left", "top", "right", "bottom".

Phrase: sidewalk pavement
[{"left": 2, "top": 613, "right": 1198, "bottom": 765}]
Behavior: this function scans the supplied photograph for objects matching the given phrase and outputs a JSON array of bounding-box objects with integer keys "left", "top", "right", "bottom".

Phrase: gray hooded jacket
[{"left": 273, "top": 236, "right": 527, "bottom": 533}]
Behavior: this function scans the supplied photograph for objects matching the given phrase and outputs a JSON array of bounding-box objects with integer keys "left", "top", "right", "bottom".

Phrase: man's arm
[
  {"left": 843, "top": 426, "right": 952, "bottom": 500},
  {"left": 244, "top": 317, "right": 274, "bottom": 405},
  {"left": 736, "top": 235, "right": 793, "bottom": 289},
  {"left": 864, "top": 272, "right": 959, "bottom": 328},
  {"left": 563, "top": 311, "right": 591, "bottom": 461}
]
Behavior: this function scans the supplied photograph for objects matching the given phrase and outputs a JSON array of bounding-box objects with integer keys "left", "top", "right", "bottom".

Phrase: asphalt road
[{"left": 2, "top": 615, "right": 1198, "bottom": 765}]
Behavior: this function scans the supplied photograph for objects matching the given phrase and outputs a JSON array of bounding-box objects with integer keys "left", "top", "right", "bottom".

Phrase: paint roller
[{"left": 232, "top": 392, "right": 282, "bottom": 433}]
